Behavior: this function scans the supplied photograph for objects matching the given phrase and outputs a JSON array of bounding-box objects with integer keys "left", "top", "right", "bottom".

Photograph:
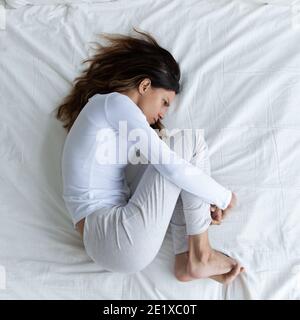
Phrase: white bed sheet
[{"left": 0, "top": 0, "right": 300, "bottom": 299}]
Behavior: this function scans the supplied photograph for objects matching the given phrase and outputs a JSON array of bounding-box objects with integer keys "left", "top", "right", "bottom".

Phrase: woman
[{"left": 56, "top": 27, "right": 244, "bottom": 284}]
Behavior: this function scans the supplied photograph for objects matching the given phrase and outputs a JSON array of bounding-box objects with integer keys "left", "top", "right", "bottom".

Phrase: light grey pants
[{"left": 83, "top": 129, "right": 212, "bottom": 274}]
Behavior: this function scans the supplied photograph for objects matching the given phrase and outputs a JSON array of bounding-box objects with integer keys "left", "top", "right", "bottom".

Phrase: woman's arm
[{"left": 104, "top": 92, "right": 232, "bottom": 210}]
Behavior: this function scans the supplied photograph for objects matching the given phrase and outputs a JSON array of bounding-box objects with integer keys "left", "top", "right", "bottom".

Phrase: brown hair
[{"left": 55, "top": 27, "right": 181, "bottom": 134}]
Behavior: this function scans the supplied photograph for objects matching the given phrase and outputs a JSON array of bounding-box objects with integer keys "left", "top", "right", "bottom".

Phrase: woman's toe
[{"left": 222, "top": 263, "right": 242, "bottom": 284}]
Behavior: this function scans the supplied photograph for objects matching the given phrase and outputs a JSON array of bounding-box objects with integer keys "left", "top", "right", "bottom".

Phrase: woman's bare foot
[
  {"left": 174, "top": 252, "right": 194, "bottom": 282},
  {"left": 174, "top": 251, "right": 244, "bottom": 284},
  {"left": 209, "top": 263, "right": 245, "bottom": 284},
  {"left": 186, "top": 230, "right": 244, "bottom": 281},
  {"left": 187, "top": 249, "right": 239, "bottom": 279}
]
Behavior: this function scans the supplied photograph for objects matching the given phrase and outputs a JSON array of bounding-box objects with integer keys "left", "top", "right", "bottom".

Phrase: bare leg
[
  {"left": 122, "top": 128, "right": 243, "bottom": 283},
  {"left": 174, "top": 247, "right": 244, "bottom": 284},
  {"left": 172, "top": 132, "right": 243, "bottom": 284},
  {"left": 188, "top": 230, "right": 243, "bottom": 276},
  {"left": 173, "top": 197, "right": 244, "bottom": 284}
]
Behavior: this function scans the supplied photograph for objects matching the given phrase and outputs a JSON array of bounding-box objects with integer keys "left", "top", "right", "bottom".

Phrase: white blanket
[{"left": 0, "top": 0, "right": 300, "bottom": 299}]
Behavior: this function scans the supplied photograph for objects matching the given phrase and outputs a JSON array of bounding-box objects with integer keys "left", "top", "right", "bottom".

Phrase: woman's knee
[
  {"left": 190, "top": 129, "right": 211, "bottom": 175},
  {"left": 161, "top": 128, "right": 195, "bottom": 162},
  {"left": 111, "top": 238, "right": 159, "bottom": 274},
  {"left": 193, "top": 129, "right": 206, "bottom": 154}
]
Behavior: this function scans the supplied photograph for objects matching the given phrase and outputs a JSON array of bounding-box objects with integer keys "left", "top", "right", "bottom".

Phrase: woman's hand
[
  {"left": 210, "top": 205, "right": 223, "bottom": 225},
  {"left": 210, "top": 192, "right": 237, "bottom": 225}
]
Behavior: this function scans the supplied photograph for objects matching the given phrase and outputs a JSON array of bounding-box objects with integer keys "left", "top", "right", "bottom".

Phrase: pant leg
[
  {"left": 83, "top": 129, "right": 210, "bottom": 274},
  {"left": 170, "top": 129, "right": 212, "bottom": 255}
]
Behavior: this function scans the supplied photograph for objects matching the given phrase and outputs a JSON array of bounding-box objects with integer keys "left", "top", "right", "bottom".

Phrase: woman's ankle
[{"left": 188, "top": 230, "right": 212, "bottom": 262}]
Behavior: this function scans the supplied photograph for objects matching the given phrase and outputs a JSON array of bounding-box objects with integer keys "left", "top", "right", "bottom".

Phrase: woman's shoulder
[
  {"left": 89, "top": 92, "right": 130, "bottom": 110},
  {"left": 106, "top": 91, "right": 133, "bottom": 106},
  {"left": 86, "top": 91, "right": 148, "bottom": 128},
  {"left": 105, "top": 92, "right": 147, "bottom": 121},
  {"left": 88, "top": 92, "right": 112, "bottom": 103}
]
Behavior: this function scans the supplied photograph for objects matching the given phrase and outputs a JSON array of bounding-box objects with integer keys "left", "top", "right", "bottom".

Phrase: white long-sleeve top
[{"left": 61, "top": 91, "right": 232, "bottom": 227}]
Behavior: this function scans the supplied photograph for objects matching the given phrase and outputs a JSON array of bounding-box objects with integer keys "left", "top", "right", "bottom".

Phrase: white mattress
[{"left": 0, "top": 0, "right": 300, "bottom": 299}]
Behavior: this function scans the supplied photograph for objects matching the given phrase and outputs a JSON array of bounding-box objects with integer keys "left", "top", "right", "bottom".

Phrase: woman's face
[
  {"left": 138, "top": 86, "right": 176, "bottom": 125},
  {"left": 126, "top": 78, "right": 176, "bottom": 125}
]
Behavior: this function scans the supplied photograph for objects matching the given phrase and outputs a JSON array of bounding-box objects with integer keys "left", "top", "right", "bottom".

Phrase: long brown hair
[{"left": 55, "top": 27, "right": 181, "bottom": 135}]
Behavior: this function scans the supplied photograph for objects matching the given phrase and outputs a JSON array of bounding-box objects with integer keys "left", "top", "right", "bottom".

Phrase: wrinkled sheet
[{"left": 0, "top": 0, "right": 300, "bottom": 299}]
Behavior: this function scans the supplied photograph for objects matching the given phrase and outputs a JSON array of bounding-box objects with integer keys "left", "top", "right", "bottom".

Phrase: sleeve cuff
[{"left": 219, "top": 190, "right": 232, "bottom": 210}]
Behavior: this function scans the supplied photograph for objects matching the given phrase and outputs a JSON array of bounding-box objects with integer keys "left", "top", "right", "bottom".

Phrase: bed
[{"left": 0, "top": 0, "right": 300, "bottom": 299}]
